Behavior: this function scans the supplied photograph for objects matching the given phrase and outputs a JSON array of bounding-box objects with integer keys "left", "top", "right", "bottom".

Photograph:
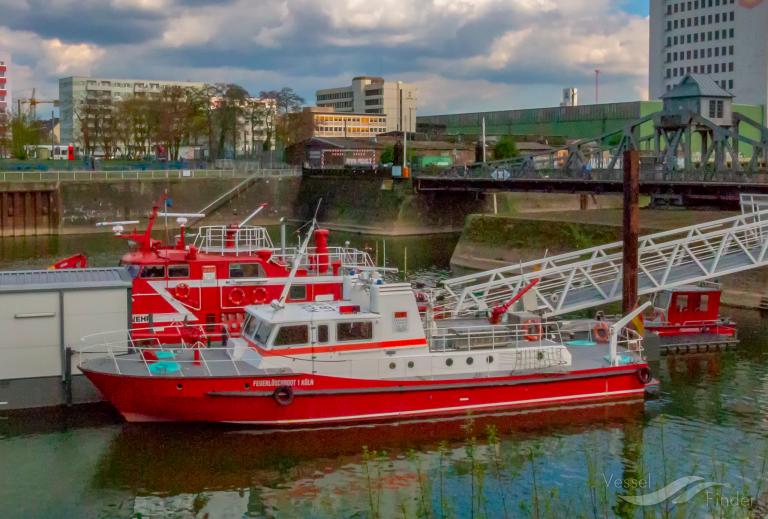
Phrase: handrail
[{"left": 0, "top": 168, "right": 301, "bottom": 183}]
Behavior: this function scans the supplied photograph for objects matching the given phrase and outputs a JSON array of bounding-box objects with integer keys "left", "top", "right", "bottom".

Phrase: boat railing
[
  {"left": 76, "top": 323, "right": 243, "bottom": 377},
  {"left": 613, "top": 327, "right": 644, "bottom": 363},
  {"left": 192, "top": 225, "right": 275, "bottom": 255},
  {"left": 428, "top": 321, "right": 564, "bottom": 353},
  {"left": 272, "top": 246, "right": 375, "bottom": 270}
]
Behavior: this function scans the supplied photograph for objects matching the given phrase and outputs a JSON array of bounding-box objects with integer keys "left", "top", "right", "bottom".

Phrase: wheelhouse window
[
  {"left": 337, "top": 321, "right": 373, "bottom": 342},
  {"left": 243, "top": 316, "right": 258, "bottom": 338},
  {"left": 168, "top": 264, "right": 190, "bottom": 278},
  {"left": 229, "top": 263, "right": 266, "bottom": 278},
  {"left": 140, "top": 265, "right": 166, "bottom": 278},
  {"left": 253, "top": 321, "right": 274, "bottom": 345},
  {"left": 273, "top": 325, "right": 309, "bottom": 347}
]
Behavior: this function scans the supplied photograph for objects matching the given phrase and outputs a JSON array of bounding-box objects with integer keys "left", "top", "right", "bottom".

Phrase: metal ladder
[{"left": 437, "top": 196, "right": 768, "bottom": 318}]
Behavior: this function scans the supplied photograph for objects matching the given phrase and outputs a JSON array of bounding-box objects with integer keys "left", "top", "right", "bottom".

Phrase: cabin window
[
  {"left": 273, "top": 325, "right": 310, "bottom": 347},
  {"left": 317, "top": 324, "right": 329, "bottom": 343},
  {"left": 122, "top": 263, "right": 140, "bottom": 279},
  {"left": 229, "top": 263, "right": 265, "bottom": 278},
  {"left": 699, "top": 294, "right": 709, "bottom": 312},
  {"left": 676, "top": 294, "right": 689, "bottom": 312},
  {"left": 242, "top": 316, "right": 258, "bottom": 338},
  {"left": 140, "top": 265, "right": 166, "bottom": 278},
  {"left": 337, "top": 322, "right": 373, "bottom": 342},
  {"left": 168, "top": 264, "right": 190, "bottom": 278},
  {"left": 289, "top": 285, "right": 307, "bottom": 301},
  {"left": 253, "top": 321, "right": 274, "bottom": 345}
]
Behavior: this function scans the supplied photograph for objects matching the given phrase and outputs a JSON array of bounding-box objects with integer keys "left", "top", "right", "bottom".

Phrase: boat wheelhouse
[
  {"left": 78, "top": 274, "right": 655, "bottom": 425},
  {"left": 643, "top": 282, "right": 736, "bottom": 337}
]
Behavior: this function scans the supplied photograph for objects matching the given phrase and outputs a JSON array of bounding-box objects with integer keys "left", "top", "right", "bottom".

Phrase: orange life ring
[
  {"left": 593, "top": 321, "right": 610, "bottom": 343},
  {"left": 174, "top": 282, "right": 190, "bottom": 300},
  {"left": 228, "top": 287, "right": 246, "bottom": 306},
  {"left": 524, "top": 319, "right": 542, "bottom": 341},
  {"left": 253, "top": 287, "right": 269, "bottom": 304}
]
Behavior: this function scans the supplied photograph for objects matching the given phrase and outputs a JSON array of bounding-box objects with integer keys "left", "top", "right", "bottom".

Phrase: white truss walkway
[{"left": 438, "top": 199, "right": 768, "bottom": 318}]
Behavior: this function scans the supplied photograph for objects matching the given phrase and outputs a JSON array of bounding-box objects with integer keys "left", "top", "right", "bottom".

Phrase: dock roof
[{"left": 0, "top": 268, "right": 132, "bottom": 293}]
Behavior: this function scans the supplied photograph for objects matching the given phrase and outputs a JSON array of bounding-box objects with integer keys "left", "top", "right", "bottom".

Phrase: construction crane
[{"left": 17, "top": 88, "right": 59, "bottom": 119}]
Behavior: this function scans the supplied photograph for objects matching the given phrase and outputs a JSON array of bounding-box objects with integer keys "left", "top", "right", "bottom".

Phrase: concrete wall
[{"left": 55, "top": 176, "right": 301, "bottom": 233}]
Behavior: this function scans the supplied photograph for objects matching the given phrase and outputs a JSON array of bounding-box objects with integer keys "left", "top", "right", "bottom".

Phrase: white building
[
  {"left": 316, "top": 76, "right": 417, "bottom": 133},
  {"left": 649, "top": 0, "right": 768, "bottom": 113},
  {"left": 58, "top": 76, "right": 205, "bottom": 146},
  {"left": 238, "top": 97, "right": 277, "bottom": 155}
]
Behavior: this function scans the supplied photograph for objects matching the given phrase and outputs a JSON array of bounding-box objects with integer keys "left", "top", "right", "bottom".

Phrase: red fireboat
[
  {"left": 78, "top": 269, "right": 655, "bottom": 425},
  {"left": 53, "top": 198, "right": 374, "bottom": 339}
]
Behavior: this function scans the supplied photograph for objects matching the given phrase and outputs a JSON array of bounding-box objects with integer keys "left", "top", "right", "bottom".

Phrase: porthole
[
  {"left": 487, "top": 355, "right": 494, "bottom": 364},
  {"left": 407, "top": 361, "right": 415, "bottom": 368},
  {"left": 537, "top": 351, "right": 545, "bottom": 360},
  {"left": 244, "top": 382, "right": 250, "bottom": 389},
  {"left": 446, "top": 358, "right": 453, "bottom": 367},
  {"left": 389, "top": 362, "right": 396, "bottom": 370},
  {"left": 466, "top": 357, "right": 474, "bottom": 365},
  {"left": 176, "top": 383, "right": 183, "bottom": 391}
]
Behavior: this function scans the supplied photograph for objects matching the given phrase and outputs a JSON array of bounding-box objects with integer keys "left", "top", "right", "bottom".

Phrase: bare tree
[{"left": 259, "top": 87, "right": 305, "bottom": 115}]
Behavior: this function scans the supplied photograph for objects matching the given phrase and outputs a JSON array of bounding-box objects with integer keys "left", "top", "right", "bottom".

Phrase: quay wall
[{"left": 2, "top": 175, "right": 625, "bottom": 236}]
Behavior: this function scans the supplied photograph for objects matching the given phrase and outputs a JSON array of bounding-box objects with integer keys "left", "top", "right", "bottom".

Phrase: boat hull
[{"left": 82, "top": 364, "right": 652, "bottom": 425}]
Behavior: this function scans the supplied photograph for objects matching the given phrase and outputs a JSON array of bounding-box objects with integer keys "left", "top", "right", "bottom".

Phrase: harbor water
[{"left": 2, "top": 231, "right": 768, "bottom": 518}]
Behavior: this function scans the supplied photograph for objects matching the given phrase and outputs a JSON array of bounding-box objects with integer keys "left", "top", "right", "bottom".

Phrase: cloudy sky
[{"left": 0, "top": 0, "right": 650, "bottom": 115}]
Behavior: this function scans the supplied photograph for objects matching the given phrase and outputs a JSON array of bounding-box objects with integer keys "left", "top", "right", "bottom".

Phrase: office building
[
  {"left": 316, "top": 76, "right": 417, "bottom": 133},
  {"left": 649, "top": 0, "right": 768, "bottom": 114},
  {"left": 58, "top": 76, "right": 204, "bottom": 145}
]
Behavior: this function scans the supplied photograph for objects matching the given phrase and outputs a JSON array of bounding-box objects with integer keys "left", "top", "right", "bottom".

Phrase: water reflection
[{"left": 91, "top": 401, "right": 646, "bottom": 518}]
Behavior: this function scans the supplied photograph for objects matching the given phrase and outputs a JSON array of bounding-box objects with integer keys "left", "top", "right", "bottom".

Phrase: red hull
[
  {"left": 83, "top": 365, "right": 651, "bottom": 425},
  {"left": 646, "top": 324, "right": 736, "bottom": 337}
]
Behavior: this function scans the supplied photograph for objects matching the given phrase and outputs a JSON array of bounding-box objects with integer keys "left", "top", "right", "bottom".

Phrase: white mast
[{"left": 272, "top": 200, "right": 322, "bottom": 309}]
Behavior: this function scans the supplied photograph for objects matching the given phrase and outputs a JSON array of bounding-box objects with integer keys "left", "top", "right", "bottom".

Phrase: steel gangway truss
[{"left": 437, "top": 199, "right": 768, "bottom": 318}]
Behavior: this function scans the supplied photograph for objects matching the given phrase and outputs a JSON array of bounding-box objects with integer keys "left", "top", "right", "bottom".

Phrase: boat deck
[
  {"left": 81, "top": 348, "right": 288, "bottom": 378},
  {"left": 79, "top": 338, "right": 641, "bottom": 380}
]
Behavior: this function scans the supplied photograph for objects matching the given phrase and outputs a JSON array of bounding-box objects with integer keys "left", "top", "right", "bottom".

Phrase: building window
[
  {"left": 728, "top": 79, "right": 733, "bottom": 90},
  {"left": 729, "top": 45, "right": 734, "bottom": 55},
  {"left": 729, "top": 62, "right": 734, "bottom": 72},
  {"left": 729, "top": 28, "right": 734, "bottom": 38}
]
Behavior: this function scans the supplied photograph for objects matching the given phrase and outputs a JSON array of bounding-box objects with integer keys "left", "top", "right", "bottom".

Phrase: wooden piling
[{"left": 622, "top": 149, "right": 640, "bottom": 315}]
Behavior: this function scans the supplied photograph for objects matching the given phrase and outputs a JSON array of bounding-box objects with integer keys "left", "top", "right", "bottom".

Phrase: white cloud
[{"left": 0, "top": 0, "right": 651, "bottom": 113}]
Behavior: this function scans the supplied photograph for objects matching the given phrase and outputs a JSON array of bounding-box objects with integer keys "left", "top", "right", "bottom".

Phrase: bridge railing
[
  {"left": 0, "top": 168, "right": 301, "bottom": 183},
  {"left": 419, "top": 165, "right": 768, "bottom": 184}
]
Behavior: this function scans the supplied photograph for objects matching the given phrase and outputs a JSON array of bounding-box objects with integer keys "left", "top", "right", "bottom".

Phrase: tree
[
  {"left": 155, "top": 86, "right": 191, "bottom": 161},
  {"left": 380, "top": 145, "right": 394, "bottom": 164},
  {"left": 10, "top": 112, "right": 42, "bottom": 159},
  {"left": 494, "top": 136, "right": 518, "bottom": 160},
  {"left": 259, "top": 87, "right": 305, "bottom": 115},
  {"left": 0, "top": 111, "right": 10, "bottom": 158}
]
